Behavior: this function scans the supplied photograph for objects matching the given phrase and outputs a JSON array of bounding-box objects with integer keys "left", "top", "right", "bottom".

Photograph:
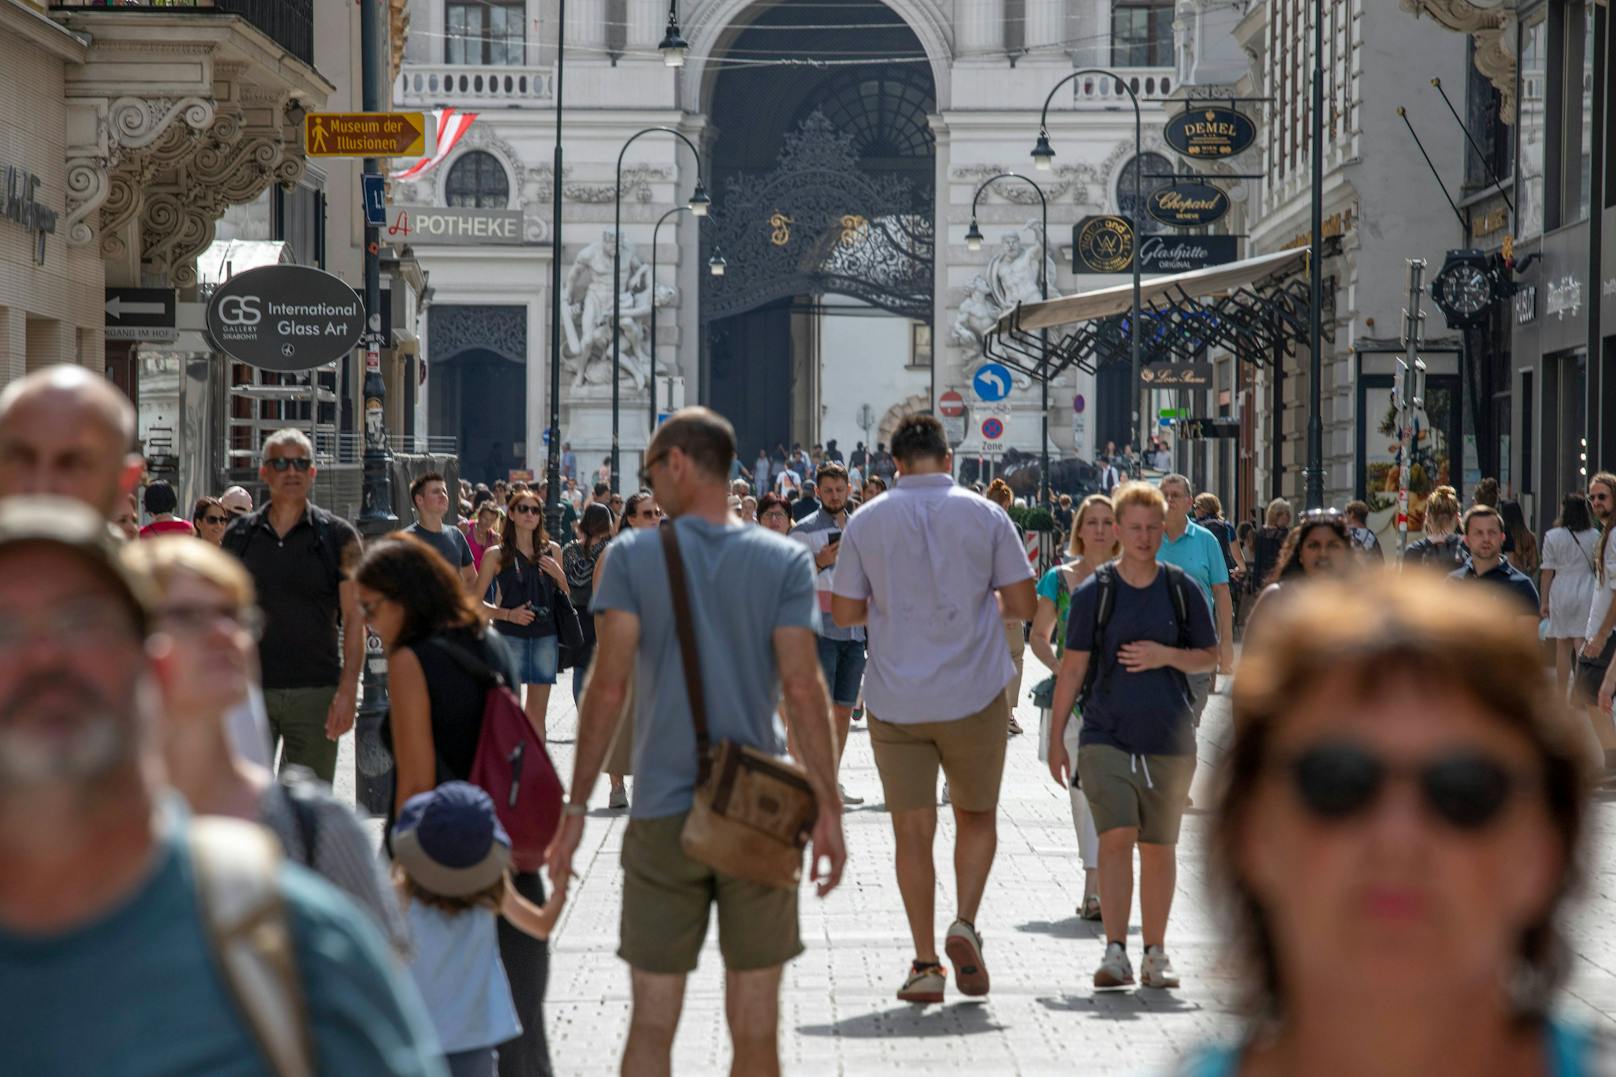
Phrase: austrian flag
[{"left": 390, "top": 107, "right": 477, "bottom": 182}]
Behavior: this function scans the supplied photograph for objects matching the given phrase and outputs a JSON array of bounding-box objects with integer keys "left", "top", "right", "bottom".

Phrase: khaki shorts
[
  {"left": 867, "top": 693, "right": 1009, "bottom": 813},
  {"left": 1077, "top": 743, "right": 1195, "bottom": 845},
  {"left": 618, "top": 812, "right": 802, "bottom": 974}
]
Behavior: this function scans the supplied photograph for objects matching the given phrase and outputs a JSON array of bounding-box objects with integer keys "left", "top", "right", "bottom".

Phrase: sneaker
[
  {"left": 1007, "top": 716, "right": 1024, "bottom": 736},
  {"left": 608, "top": 786, "right": 628, "bottom": 810},
  {"left": 851, "top": 705, "right": 864, "bottom": 722},
  {"left": 945, "top": 920, "right": 990, "bottom": 996},
  {"left": 838, "top": 782, "right": 864, "bottom": 806},
  {"left": 1093, "top": 942, "right": 1135, "bottom": 990},
  {"left": 1141, "top": 947, "right": 1180, "bottom": 989},
  {"left": 1079, "top": 894, "right": 1102, "bottom": 921},
  {"left": 897, "top": 961, "right": 946, "bottom": 1004}
]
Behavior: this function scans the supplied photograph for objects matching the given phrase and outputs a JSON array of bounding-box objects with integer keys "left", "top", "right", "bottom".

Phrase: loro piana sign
[{"left": 206, "top": 265, "right": 365, "bottom": 372}]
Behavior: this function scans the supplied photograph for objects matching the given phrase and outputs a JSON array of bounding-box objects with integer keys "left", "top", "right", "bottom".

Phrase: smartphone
[{"left": 826, "top": 531, "right": 842, "bottom": 546}]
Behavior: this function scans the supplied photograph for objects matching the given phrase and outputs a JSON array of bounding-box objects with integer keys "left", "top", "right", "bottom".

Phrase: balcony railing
[
  {"left": 395, "top": 63, "right": 555, "bottom": 108},
  {"left": 52, "top": 0, "right": 314, "bottom": 66},
  {"left": 1072, "top": 69, "right": 1174, "bottom": 106}
]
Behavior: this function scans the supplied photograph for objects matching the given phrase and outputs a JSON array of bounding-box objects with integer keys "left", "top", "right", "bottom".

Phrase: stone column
[
  {"left": 1023, "top": 0, "right": 1066, "bottom": 55},
  {"left": 955, "top": 0, "right": 1004, "bottom": 56},
  {"left": 627, "top": 0, "right": 662, "bottom": 49},
  {"left": 569, "top": 0, "right": 608, "bottom": 54}
]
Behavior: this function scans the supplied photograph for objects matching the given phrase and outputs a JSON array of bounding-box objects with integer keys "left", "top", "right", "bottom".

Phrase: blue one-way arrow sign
[{"left": 972, "top": 362, "right": 1012, "bottom": 402}]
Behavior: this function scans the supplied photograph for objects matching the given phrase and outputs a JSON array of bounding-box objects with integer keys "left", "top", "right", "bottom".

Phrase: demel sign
[{"left": 206, "top": 265, "right": 365, "bottom": 372}]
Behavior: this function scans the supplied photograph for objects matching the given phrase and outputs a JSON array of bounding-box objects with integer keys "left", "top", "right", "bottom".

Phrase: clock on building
[{"left": 1430, "top": 249, "right": 1499, "bottom": 327}]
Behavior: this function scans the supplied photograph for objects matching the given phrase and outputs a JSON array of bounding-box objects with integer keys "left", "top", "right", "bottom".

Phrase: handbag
[
  {"left": 428, "top": 637, "right": 564, "bottom": 872},
  {"left": 659, "top": 521, "right": 819, "bottom": 890}
]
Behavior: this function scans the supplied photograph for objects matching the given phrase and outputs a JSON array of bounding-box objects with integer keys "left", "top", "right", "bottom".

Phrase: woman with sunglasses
[
  {"left": 473, "top": 490, "right": 569, "bottom": 742},
  {"left": 757, "top": 491, "right": 792, "bottom": 535},
  {"left": 615, "top": 490, "right": 659, "bottom": 534},
  {"left": 463, "top": 501, "right": 503, "bottom": 573},
  {"left": 353, "top": 534, "right": 556, "bottom": 1077},
  {"left": 1244, "top": 509, "right": 1353, "bottom": 633},
  {"left": 128, "top": 537, "right": 408, "bottom": 954},
  {"left": 1188, "top": 572, "right": 1596, "bottom": 1077},
  {"left": 191, "top": 496, "right": 230, "bottom": 545}
]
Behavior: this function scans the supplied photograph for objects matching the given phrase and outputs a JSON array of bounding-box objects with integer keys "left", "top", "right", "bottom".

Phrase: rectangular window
[
  {"left": 446, "top": 1, "right": 525, "bottom": 66},
  {"left": 909, "top": 323, "right": 932, "bottom": 370},
  {"left": 1559, "top": 0, "right": 1594, "bottom": 224},
  {"left": 1463, "top": 40, "right": 1512, "bottom": 193},
  {"left": 1516, "top": 10, "right": 1547, "bottom": 238},
  {"left": 1111, "top": 2, "right": 1172, "bottom": 67}
]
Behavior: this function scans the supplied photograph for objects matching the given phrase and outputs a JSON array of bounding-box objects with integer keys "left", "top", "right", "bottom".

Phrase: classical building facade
[{"left": 395, "top": 0, "right": 1193, "bottom": 486}]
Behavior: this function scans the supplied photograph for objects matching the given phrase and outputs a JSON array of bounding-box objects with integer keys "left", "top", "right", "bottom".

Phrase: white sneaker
[
  {"left": 839, "top": 783, "right": 864, "bottom": 806},
  {"left": 1093, "top": 942, "right": 1135, "bottom": 990},
  {"left": 1141, "top": 947, "right": 1180, "bottom": 989}
]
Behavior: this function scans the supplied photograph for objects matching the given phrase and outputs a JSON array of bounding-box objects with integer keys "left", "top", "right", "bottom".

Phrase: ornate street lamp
[
  {"left": 646, "top": 205, "right": 726, "bottom": 432},
  {"left": 659, "top": 1, "right": 688, "bottom": 67},
  {"left": 613, "top": 126, "right": 709, "bottom": 490},
  {"left": 970, "top": 173, "right": 1051, "bottom": 505},
  {"left": 1034, "top": 70, "right": 1143, "bottom": 470}
]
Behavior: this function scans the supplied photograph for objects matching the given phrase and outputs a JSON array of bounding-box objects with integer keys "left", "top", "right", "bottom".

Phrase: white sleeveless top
[{"left": 405, "top": 900, "right": 522, "bottom": 1053}]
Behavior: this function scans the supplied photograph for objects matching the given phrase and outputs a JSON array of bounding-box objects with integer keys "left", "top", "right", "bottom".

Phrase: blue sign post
[
  {"left": 361, "top": 174, "right": 387, "bottom": 228},
  {"left": 972, "top": 362, "right": 1012, "bottom": 402}
]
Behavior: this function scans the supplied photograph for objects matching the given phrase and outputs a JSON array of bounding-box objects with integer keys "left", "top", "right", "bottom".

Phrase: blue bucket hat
[{"left": 391, "top": 782, "right": 511, "bottom": 897}]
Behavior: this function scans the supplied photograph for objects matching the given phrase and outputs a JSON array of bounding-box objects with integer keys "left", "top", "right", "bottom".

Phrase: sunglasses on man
[{"left": 266, "top": 457, "right": 312, "bottom": 472}]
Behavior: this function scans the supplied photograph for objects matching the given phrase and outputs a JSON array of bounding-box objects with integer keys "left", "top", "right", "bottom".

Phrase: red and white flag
[{"left": 390, "top": 107, "right": 477, "bottom": 182}]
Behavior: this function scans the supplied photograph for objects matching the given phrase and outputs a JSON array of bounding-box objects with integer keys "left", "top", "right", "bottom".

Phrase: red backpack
[{"left": 429, "top": 638, "right": 564, "bottom": 871}]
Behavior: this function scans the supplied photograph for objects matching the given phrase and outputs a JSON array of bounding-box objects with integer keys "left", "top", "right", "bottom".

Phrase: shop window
[
  {"left": 1515, "top": 10, "right": 1547, "bottom": 238},
  {"left": 446, "top": 1, "right": 525, "bottom": 66},
  {"left": 445, "top": 151, "right": 510, "bottom": 209}
]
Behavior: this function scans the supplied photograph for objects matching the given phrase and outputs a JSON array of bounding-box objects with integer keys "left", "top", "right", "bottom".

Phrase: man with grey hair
[
  {"left": 0, "top": 364, "right": 144, "bottom": 517},
  {"left": 1156, "top": 474, "right": 1234, "bottom": 723},
  {"left": 0, "top": 495, "right": 441, "bottom": 1074},
  {"left": 223, "top": 429, "right": 363, "bottom": 782}
]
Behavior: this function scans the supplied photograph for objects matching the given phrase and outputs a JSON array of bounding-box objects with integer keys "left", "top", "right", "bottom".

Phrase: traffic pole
[
  {"left": 355, "top": 0, "right": 398, "bottom": 814},
  {"left": 1396, "top": 259, "right": 1427, "bottom": 557}
]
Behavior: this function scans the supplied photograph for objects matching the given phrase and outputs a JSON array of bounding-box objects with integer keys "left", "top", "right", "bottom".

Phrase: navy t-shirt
[
  {"left": 403, "top": 521, "right": 473, "bottom": 572},
  {"left": 1065, "top": 566, "right": 1217, "bottom": 756}
]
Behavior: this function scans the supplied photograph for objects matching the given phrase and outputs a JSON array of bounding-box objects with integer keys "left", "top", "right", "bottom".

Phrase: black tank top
[{"left": 492, "top": 543, "right": 557, "bottom": 640}]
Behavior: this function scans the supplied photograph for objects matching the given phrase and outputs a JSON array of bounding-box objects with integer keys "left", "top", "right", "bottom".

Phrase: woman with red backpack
[{"left": 356, "top": 534, "right": 559, "bottom": 1077}]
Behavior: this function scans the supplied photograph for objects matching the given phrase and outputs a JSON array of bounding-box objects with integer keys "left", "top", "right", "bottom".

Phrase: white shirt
[
  {"left": 775, "top": 467, "right": 802, "bottom": 493},
  {"left": 1585, "top": 533, "right": 1616, "bottom": 642}
]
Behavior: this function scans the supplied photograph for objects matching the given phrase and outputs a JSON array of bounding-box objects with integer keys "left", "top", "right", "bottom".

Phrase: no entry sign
[
  {"left": 938, "top": 390, "right": 966, "bottom": 418},
  {"left": 981, "top": 416, "right": 1005, "bottom": 441}
]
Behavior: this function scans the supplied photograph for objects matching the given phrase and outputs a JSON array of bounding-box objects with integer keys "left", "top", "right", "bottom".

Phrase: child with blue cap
[{"left": 392, "top": 782, "right": 567, "bottom": 1077}]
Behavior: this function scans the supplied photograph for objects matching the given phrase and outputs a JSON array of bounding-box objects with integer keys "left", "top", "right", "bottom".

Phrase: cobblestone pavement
[{"left": 335, "top": 676, "right": 1616, "bottom": 1076}]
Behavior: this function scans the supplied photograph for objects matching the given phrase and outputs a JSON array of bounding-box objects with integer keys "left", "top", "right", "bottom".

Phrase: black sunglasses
[
  {"left": 512, "top": 504, "right": 543, "bottom": 516},
  {"left": 1280, "top": 740, "right": 1528, "bottom": 831},
  {"left": 202, "top": 514, "right": 230, "bottom": 526},
  {"left": 266, "top": 457, "right": 312, "bottom": 472}
]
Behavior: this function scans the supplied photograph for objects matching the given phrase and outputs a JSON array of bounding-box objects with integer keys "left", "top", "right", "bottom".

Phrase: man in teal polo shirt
[{"left": 1157, "top": 475, "right": 1234, "bottom": 723}]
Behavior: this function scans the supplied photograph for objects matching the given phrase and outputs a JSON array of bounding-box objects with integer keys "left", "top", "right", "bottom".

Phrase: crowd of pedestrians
[{"left": 6, "top": 359, "right": 1616, "bottom": 1074}]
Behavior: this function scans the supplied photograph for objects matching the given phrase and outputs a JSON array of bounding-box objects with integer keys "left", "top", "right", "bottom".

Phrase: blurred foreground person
[{"left": 1186, "top": 572, "right": 1598, "bottom": 1076}]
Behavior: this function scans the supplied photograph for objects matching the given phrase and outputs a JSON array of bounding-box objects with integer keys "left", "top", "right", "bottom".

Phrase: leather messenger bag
[{"left": 659, "top": 521, "right": 818, "bottom": 889}]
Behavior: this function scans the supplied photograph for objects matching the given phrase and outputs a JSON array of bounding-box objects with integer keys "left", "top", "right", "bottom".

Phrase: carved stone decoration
[
  {"left": 533, "top": 164, "right": 672, "bottom": 205},
  {"left": 951, "top": 163, "right": 1096, "bottom": 204},
  {"left": 65, "top": 95, "right": 217, "bottom": 247},
  {"left": 561, "top": 231, "right": 653, "bottom": 388},
  {"left": 949, "top": 275, "right": 1001, "bottom": 348},
  {"left": 429, "top": 304, "right": 528, "bottom": 366},
  {"left": 107, "top": 96, "right": 216, "bottom": 151},
  {"left": 1399, "top": 0, "right": 1519, "bottom": 119},
  {"left": 1096, "top": 132, "right": 1171, "bottom": 198}
]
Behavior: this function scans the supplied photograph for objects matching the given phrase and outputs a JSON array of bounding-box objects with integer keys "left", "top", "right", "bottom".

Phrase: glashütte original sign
[
  {"left": 1072, "top": 215, "right": 1135, "bottom": 273},
  {"left": 1164, "top": 107, "right": 1257, "bottom": 159},
  {"left": 206, "top": 265, "right": 365, "bottom": 372},
  {"left": 1146, "top": 180, "right": 1230, "bottom": 227},
  {"left": 1138, "top": 235, "right": 1238, "bottom": 272}
]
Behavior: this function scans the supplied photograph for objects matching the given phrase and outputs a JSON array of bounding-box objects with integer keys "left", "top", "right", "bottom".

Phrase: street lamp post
[
  {"left": 612, "top": 126, "right": 709, "bottom": 492},
  {"left": 544, "top": 0, "right": 568, "bottom": 539},
  {"left": 1032, "top": 70, "right": 1144, "bottom": 474},
  {"left": 647, "top": 204, "right": 726, "bottom": 432},
  {"left": 1304, "top": 0, "right": 1325, "bottom": 509},
  {"left": 966, "top": 173, "right": 1050, "bottom": 505}
]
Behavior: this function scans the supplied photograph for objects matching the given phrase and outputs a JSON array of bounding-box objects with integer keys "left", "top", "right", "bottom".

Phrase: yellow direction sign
[{"left": 303, "top": 112, "right": 430, "bottom": 158}]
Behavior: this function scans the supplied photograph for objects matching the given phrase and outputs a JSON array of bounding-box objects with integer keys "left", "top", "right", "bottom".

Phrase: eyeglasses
[
  {"left": 0, "top": 598, "right": 140, "bottom": 654},
  {"left": 512, "top": 504, "right": 543, "bottom": 516},
  {"left": 1277, "top": 740, "right": 1529, "bottom": 831},
  {"left": 265, "top": 457, "right": 312, "bottom": 472},
  {"left": 760, "top": 510, "right": 788, "bottom": 522},
  {"left": 155, "top": 604, "right": 264, "bottom": 641},
  {"left": 202, "top": 515, "right": 230, "bottom": 526},
  {"left": 638, "top": 452, "right": 667, "bottom": 487}
]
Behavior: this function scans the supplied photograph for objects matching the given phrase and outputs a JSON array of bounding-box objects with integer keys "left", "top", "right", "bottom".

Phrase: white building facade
[{"left": 394, "top": 0, "right": 1190, "bottom": 487}]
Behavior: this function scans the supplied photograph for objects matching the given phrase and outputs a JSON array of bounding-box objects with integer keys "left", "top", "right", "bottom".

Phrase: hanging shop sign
[
  {"left": 1139, "top": 361, "right": 1214, "bottom": 388},
  {"left": 1164, "top": 107, "right": 1258, "bottom": 159},
  {"left": 1178, "top": 417, "right": 1241, "bottom": 439},
  {"left": 1138, "top": 235, "right": 1239, "bottom": 272},
  {"left": 1072, "top": 215, "right": 1136, "bottom": 273},
  {"left": 1146, "top": 180, "right": 1230, "bottom": 227},
  {"left": 384, "top": 204, "right": 525, "bottom": 244},
  {"left": 206, "top": 264, "right": 365, "bottom": 372}
]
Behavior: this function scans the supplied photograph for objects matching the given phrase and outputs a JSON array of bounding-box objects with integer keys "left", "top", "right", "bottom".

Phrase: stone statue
[
  {"left": 987, "top": 219, "right": 1058, "bottom": 310},
  {"left": 562, "top": 230, "right": 651, "bottom": 387},
  {"left": 949, "top": 275, "right": 1001, "bottom": 348}
]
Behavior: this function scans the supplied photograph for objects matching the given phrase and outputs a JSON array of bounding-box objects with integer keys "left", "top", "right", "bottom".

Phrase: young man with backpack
[
  {"left": 222, "top": 429, "right": 363, "bottom": 783},
  {"left": 1046, "top": 482, "right": 1217, "bottom": 991}
]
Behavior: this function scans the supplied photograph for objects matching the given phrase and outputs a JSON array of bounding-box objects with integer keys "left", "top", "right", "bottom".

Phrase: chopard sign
[
  {"left": 1146, "top": 180, "right": 1231, "bottom": 227},
  {"left": 1545, "top": 275, "right": 1583, "bottom": 321}
]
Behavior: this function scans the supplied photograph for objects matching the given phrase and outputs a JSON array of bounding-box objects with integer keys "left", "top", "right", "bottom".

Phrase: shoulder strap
[
  {"left": 276, "top": 767, "right": 324, "bottom": 867},
  {"left": 658, "top": 521, "right": 712, "bottom": 782},
  {"left": 1160, "top": 563, "right": 1194, "bottom": 649},
  {"left": 427, "top": 635, "right": 505, "bottom": 688},
  {"left": 1079, "top": 563, "right": 1118, "bottom": 706},
  {"left": 189, "top": 818, "right": 314, "bottom": 1077},
  {"left": 308, "top": 510, "right": 347, "bottom": 590}
]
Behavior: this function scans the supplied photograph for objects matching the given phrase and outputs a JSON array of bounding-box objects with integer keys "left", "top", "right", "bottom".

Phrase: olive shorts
[
  {"left": 618, "top": 812, "right": 803, "bottom": 974},
  {"left": 867, "top": 693, "right": 1010, "bottom": 813},
  {"left": 1077, "top": 743, "right": 1196, "bottom": 846}
]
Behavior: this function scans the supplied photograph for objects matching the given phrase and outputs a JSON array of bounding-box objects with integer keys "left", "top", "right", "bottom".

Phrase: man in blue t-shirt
[
  {"left": 0, "top": 496, "right": 441, "bottom": 1077},
  {"left": 548, "top": 407, "right": 845, "bottom": 1077},
  {"left": 403, "top": 471, "right": 476, "bottom": 588},
  {"left": 1045, "top": 482, "right": 1217, "bottom": 995}
]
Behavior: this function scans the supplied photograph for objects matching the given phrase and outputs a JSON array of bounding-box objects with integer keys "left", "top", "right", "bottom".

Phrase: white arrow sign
[{"left": 105, "top": 296, "right": 167, "bottom": 319}]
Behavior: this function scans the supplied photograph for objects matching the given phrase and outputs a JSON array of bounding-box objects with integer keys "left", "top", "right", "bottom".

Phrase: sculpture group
[
  {"left": 562, "top": 230, "right": 674, "bottom": 388},
  {"left": 949, "top": 219, "right": 1060, "bottom": 348}
]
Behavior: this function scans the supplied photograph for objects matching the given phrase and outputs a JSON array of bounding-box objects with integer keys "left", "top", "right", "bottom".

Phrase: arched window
[
  {"left": 445, "top": 151, "right": 509, "bottom": 208},
  {"left": 1116, "top": 152, "right": 1173, "bottom": 235}
]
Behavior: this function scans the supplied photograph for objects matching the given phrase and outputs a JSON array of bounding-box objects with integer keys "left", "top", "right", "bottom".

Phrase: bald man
[{"left": 0, "top": 365, "right": 143, "bottom": 516}]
